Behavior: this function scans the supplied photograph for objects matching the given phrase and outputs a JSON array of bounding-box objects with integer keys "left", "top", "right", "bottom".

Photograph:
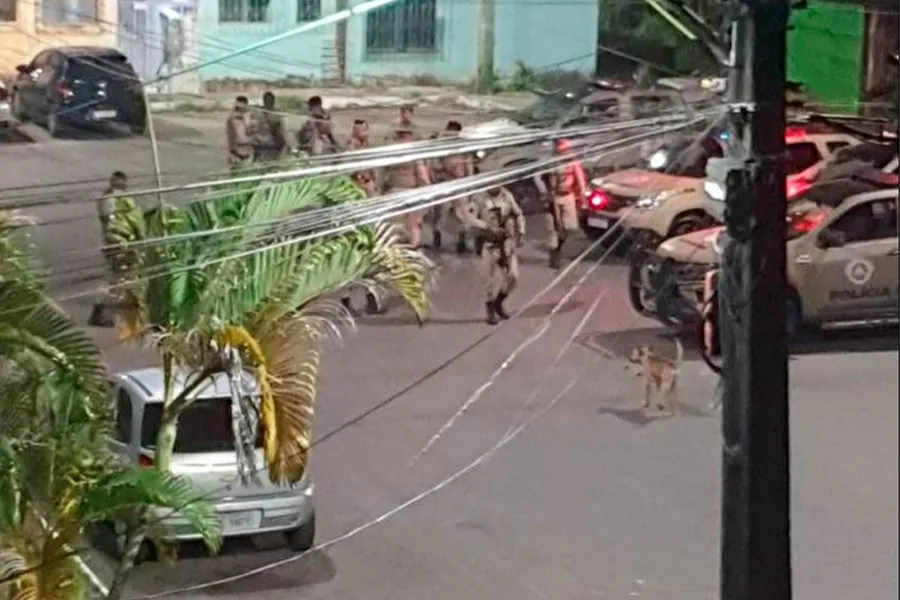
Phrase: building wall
[
  {"left": 345, "top": 0, "right": 598, "bottom": 83},
  {"left": 493, "top": 0, "right": 597, "bottom": 75},
  {"left": 188, "top": 0, "right": 598, "bottom": 83},
  {"left": 195, "top": 0, "right": 334, "bottom": 81},
  {"left": 0, "top": 0, "right": 117, "bottom": 74}
]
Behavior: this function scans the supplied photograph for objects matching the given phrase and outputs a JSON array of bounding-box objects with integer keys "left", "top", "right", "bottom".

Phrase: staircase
[{"left": 321, "top": 39, "right": 341, "bottom": 83}]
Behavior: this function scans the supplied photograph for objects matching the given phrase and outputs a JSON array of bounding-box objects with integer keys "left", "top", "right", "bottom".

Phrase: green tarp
[{"left": 787, "top": 1, "right": 865, "bottom": 112}]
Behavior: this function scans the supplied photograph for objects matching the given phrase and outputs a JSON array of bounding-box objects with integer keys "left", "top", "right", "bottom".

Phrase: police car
[
  {"left": 634, "top": 181, "right": 898, "bottom": 336},
  {"left": 584, "top": 121, "right": 862, "bottom": 242}
]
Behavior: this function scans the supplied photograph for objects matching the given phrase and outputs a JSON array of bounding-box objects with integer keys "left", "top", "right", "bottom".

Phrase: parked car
[
  {"left": 464, "top": 85, "right": 697, "bottom": 213},
  {"left": 0, "top": 80, "right": 11, "bottom": 131},
  {"left": 11, "top": 46, "right": 146, "bottom": 138},
  {"left": 579, "top": 112, "right": 729, "bottom": 238},
  {"left": 99, "top": 367, "right": 316, "bottom": 560},
  {"left": 631, "top": 183, "right": 899, "bottom": 333},
  {"left": 591, "top": 123, "right": 862, "bottom": 243}
]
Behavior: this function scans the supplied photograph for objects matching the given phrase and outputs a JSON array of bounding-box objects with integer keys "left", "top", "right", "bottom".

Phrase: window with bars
[
  {"left": 40, "top": 0, "right": 98, "bottom": 24},
  {"left": 366, "top": 0, "right": 437, "bottom": 54},
  {"left": 297, "top": 0, "right": 320, "bottom": 22},
  {"left": 1, "top": 0, "right": 16, "bottom": 22},
  {"left": 219, "top": 0, "right": 270, "bottom": 22}
]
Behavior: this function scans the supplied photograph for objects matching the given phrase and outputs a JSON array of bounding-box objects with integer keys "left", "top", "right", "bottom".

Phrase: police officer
[
  {"left": 546, "top": 138, "right": 587, "bottom": 269},
  {"left": 346, "top": 118, "right": 377, "bottom": 195},
  {"left": 386, "top": 104, "right": 420, "bottom": 141},
  {"left": 90, "top": 171, "right": 134, "bottom": 327},
  {"left": 469, "top": 186, "right": 525, "bottom": 325},
  {"left": 432, "top": 120, "right": 475, "bottom": 254},
  {"left": 341, "top": 118, "right": 383, "bottom": 316},
  {"left": 383, "top": 125, "right": 432, "bottom": 248},
  {"left": 296, "top": 96, "right": 340, "bottom": 155},
  {"left": 226, "top": 96, "right": 254, "bottom": 170},
  {"left": 253, "top": 91, "right": 287, "bottom": 163}
]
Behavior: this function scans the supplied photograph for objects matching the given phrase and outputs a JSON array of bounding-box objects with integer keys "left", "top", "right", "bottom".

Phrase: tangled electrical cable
[
  {"left": 1, "top": 111, "right": 705, "bottom": 213},
  {"left": 8, "top": 115, "right": 715, "bottom": 299}
]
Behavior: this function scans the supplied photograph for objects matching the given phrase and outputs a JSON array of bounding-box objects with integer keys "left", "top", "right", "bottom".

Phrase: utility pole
[
  {"left": 713, "top": 0, "right": 793, "bottom": 598},
  {"left": 475, "top": 0, "right": 495, "bottom": 93}
]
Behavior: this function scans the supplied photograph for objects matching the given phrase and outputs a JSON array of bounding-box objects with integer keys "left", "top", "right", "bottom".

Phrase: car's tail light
[
  {"left": 587, "top": 189, "right": 609, "bottom": 211},
  {"left": 791, "top": 213, "right": 825, "bottom": 234},
  {"left": 138, "top": 453, "right": 154, "bottom": 468},
  {"left": 56, "top": 79, "right": 74, "bottom": 99},
  {"left": 784, "top": 126, "right": 806, "bottom": 141},
  {"left": 786, "top": 177, "right": 811, "bottom": 199}
]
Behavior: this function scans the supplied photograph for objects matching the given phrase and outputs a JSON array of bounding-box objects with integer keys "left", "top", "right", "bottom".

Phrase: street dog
[{"left": 628, "top": 337, "right": 683, "bottom": 415}]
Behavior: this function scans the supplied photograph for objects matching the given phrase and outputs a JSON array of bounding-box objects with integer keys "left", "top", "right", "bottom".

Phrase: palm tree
[
  {"left": 107, "top": 171, "right": 433, "bottom": 511},
  {"left": 0, "top": 210, "right": 222, "bottom": 600}
]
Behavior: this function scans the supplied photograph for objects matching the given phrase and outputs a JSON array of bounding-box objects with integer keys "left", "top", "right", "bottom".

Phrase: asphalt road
[{"left": 1, "top": 125, "right": 897, "bottom": 600}]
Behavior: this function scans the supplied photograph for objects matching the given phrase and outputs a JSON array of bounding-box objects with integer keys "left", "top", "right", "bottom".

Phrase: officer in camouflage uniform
[
  {"left": 226, "top": 96, "right": 254, "bottom": 170},
  {"left": 252, "top": 91, "right": 287, "bottom": 163},
  {"left": 383, "top": 125, "right": 432, "bottom": 248},
  {"left": 341, "top": 117, "right": 383, "bottom": 316},
  {"left": 89, "top": 171, "right": 134, "bottom": 327},
  {"left": 296, "top": 96, "right": 340, "bottom": 156},
  {"left": 431, "top": 120, "right": 475, "bottom": 254},
  {"left": 469, "top": 186, "right": 525, "bottom": 325}
]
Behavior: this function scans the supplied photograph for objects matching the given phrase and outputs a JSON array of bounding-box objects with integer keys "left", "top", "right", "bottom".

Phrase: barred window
[
  {"left": 40, "top": 0, "right": 98, "bottom": 24},
  {"left": 297, "top": 0, "right": 320, "bottom": 22},
  {"left": 366, "top": 0, "right": 437, "bottom": 54},
  {"left": 219, "top": 0, "right": 270, "bottom": 22},
  {"left": 0, "top": 0, "right": 16, "bottom": 22}
]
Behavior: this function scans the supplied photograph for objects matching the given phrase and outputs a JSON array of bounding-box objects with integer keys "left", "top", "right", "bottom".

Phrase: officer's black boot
[
  {"left": 493, "top": 292, "right": 510, "bottom": 320},
  {"left": 485, "top": 301, "right": 499, "bottom": 325},
  {"left": 365, "top": 292, "right": 382, "bottom": 315},
  {"left": 455, "top": 232, "right": 468, "bottom": 255},
  {"left": 432, "top": 229, "right": 442, "bottom": 251},
  {"left": 549, "top": 248, "right": 561, "bottom": 270}
]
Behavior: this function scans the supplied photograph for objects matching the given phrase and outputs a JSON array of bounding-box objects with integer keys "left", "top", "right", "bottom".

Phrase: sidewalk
[{"left": 148, "top": 86, "right": 534, "bottom": 114}]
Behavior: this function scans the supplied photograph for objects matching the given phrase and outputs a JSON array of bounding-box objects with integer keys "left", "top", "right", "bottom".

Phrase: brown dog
[{"left": 628, "top": 337, "right": 683, "bottom": 415}]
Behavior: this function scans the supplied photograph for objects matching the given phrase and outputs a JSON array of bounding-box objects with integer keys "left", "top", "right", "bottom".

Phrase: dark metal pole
[{"left": 718, "top": 0, "right": 793, "bottom": 597}]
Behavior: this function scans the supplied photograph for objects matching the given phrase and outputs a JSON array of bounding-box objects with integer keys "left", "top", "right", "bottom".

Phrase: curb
[{"left": 148, "top": 94, "right": 517, "bottom": 114}]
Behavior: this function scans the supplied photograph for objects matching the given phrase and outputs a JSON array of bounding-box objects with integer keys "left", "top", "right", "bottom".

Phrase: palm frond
[
  {"left": 0, "top": 549, "right": 26, "bottom": 586},
  {"left": 79, "top": 467, "right": 223, "bottom": 553},
  {"left": 253, "top": 316, "right": 323, "bottom": 485},
  {"left": 358, "top": 223, "right": 435, "bottom": 323},
  {"left": 0, "top": 281, "right": 106, "bottom": 401}
]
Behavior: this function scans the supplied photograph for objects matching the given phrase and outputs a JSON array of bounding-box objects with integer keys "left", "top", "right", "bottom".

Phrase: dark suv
[{"left": 11, "top": 46, "right": 146, "bottom": 138}]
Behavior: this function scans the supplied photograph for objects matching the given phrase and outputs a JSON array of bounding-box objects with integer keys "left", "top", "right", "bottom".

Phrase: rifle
[{"left": 487, "top": 207, "right": 516, "bottom": 268}]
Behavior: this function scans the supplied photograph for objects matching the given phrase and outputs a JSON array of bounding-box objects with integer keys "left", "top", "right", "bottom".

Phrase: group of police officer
[{"left": 223, "top": 91, "right": 587, "bottom": 325}]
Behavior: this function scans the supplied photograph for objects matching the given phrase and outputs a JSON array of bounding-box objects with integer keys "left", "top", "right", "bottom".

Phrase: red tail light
[
  {"left": 792, "top": 213, "right": 825, "bottom": 233},
  {"left": 784, "top": 126, "right": 806, "bottom": 141},
  {"left": 138, "top": 453, "right": 154, "bottom": 468},
  {"left": 787, "top": 177, "right": 811, "bottom": 199},
  {"left": 587, "top": 189, "right": 609, "bottom": 210},
  {"left": 55, "top": 79, "right": 73, "bottom": 99}
]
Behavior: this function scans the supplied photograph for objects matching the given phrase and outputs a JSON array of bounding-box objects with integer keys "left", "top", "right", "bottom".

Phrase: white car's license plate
[
  {"left": 587, "top": 216, "right": 609, "bottom": 229},
  {"left": 223, "top": 510, "right": 262, "bottom": 533},
  {"left": 92, "top": 109, "right": 117, "bottom": 120}
]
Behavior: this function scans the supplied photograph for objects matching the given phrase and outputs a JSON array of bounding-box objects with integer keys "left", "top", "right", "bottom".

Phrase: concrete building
[
  {"left": 189, "top": 0, "right": 598, "bottom": 83},
  {"left": 0, "top": 0, "right": 117, "bottom": 74}
]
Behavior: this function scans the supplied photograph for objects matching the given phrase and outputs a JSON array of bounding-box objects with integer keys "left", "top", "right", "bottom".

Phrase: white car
[
  {"left": 0, "top": 80, "right": 12, "bottom": 133},
  {"left": 101, "top": 367, "right": 316, "bottom": 560}
]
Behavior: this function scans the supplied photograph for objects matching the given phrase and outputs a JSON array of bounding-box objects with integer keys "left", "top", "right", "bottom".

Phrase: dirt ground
[{"left": 153, "top": 104, "right": 492, "bottom": 150}]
